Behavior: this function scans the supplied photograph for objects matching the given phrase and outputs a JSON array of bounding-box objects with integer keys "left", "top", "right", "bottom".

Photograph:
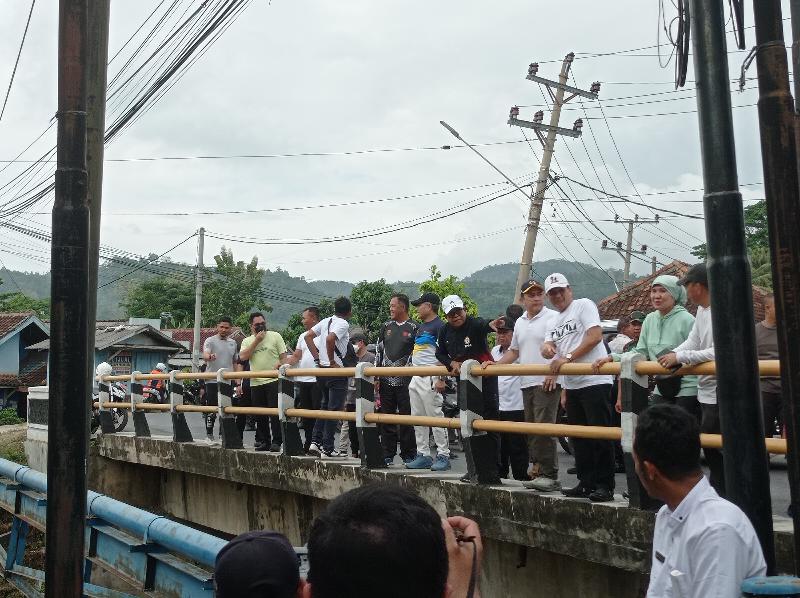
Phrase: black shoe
[
  {"left": 614, "top": 461, "right": 626, "bottom": 474},
  {"left": 269, "top": 443, "right": 281, "bottom": 452},
  {"left": 460, "top": 472, "right": 475, "bottom": 483},
  {"left": 254, "top": 443, "right": 269, "bottom": 452},
  {"left": 567, "top": 466, "right": 577, "bottom": 475},
  {"left": 589, "top": 487, "right": 614, "bottom": 502},
  {"left": 561, "top": 484, "right": 593, "bottom": 498}
]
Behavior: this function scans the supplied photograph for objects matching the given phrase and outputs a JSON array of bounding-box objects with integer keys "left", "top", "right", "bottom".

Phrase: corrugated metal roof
[{"left": 28, "top": 323, "right": 184, "bottom": 352}]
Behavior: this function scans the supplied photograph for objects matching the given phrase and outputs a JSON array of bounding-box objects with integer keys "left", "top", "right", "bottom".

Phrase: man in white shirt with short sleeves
[
  {"left": 484, "top": 279, "right": 561, "bottom": 490},
  {"left": 635, "top": 404, "right": 765, "bottom": 598},
  {"left": 542, "top": 273, "right": 615, "bottom": 502}
]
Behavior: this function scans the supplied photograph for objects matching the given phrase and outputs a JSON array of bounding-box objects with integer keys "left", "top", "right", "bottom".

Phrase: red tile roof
[
  {"left": 165, "top": 327, "right": 246, "bottom": 351},
  {"left": 0, "top": 312, "right": 36, "bottom": 340},
  {"left": 597, "top": 260, "right": 769, "bottom": 322}
]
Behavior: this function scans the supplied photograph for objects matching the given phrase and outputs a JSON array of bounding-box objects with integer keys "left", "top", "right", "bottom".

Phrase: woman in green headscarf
[{"left": 592, "top": 275, "right": 700, "bottom": 420}]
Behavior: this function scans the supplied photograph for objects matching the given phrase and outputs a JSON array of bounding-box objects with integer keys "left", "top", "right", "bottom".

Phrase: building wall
[{"left": 0, "top": 337, "right": 20, "bottom": 374}]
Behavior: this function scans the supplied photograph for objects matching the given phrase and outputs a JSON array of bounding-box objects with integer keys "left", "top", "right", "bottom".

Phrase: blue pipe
[{"left": 0, "top": 458, "right": 226, "bottom": 567}]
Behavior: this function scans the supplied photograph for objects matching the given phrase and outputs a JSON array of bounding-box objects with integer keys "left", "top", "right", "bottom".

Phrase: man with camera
[{"left": 239, "top": 312, "right": 293, "bottom": 452}]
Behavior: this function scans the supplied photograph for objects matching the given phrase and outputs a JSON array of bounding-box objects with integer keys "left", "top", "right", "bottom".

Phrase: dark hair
[
  {"left": 307, "top": 484, "right": 447, "bottom": 598},
  {"left": 303, "top": 306, "right": 321, "bottom": 320},
  {"left": 391, "top": 293, "right": 410, "bottom": 312},
  {"left": 249, "top": 312, "right": 265, "bottom": 323},
  {"left": 334, "top": 296, "right": 352, "bottom": 316},
  {"left": 634, "top": 404, "right": 701, "bottom": 480},
  {"left": 218, "top": 316, "right": 233, "bottom": 325},
  {"left": 505, "top": 304, "right": 524, "bottom": 321}
]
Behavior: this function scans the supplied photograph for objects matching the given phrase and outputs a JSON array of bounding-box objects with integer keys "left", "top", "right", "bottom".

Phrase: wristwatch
[{"left": 565, "top": 353, "right": 574, "bottom": 362}]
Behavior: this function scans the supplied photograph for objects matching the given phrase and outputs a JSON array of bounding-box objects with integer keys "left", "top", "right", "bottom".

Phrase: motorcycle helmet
[
  {"left": 96, "top": 362, "right": 113, "bottom": 377},
  {"left": 155, "top": 362, "right": 167, "bottom": 372}
]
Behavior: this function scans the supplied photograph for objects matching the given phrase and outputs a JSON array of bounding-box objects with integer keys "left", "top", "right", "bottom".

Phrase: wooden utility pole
[
  {"left": 49, "top": 1, "right": 90, "bottom": 595},
  {"left": 192, "top": 227, "right": 205, "bottom": 372},
  {"left": 600, "top": 215, "right": 659, "bottom": 286},
  {"left": 508, "top": 53, "right": 599, "bottom": 302}
]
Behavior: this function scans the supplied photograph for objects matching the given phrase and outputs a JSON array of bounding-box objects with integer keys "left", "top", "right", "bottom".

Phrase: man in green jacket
[{"left": 593, "top": 275, "right": 700, "bottom": 422}]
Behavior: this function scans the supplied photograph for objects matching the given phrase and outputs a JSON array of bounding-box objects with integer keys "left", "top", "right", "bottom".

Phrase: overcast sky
[{"left": 0, "top": 0, "right": 786, "bottom": 285}]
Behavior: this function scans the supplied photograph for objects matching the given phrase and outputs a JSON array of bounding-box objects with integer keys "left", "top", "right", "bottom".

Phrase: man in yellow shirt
[{"left": 239, "top": 312, "right": 293, "bottom": 451}]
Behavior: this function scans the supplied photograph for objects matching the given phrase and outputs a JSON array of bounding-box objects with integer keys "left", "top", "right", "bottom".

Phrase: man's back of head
[{"left": 306, "top": 483, "right": 447, "bottom": 598}]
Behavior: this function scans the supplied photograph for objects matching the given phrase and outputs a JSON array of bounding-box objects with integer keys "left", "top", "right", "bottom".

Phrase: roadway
[{"left": 139, "top": 411, "right": 793, "bottom": 516}]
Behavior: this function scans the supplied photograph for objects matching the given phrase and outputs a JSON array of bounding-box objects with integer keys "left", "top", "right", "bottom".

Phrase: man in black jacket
[
  {"left": 435, "top": 294, "right": 502, "bottom": 484},
  {"left": 375, "top": 293, "right": 418, "bottom": 466}
]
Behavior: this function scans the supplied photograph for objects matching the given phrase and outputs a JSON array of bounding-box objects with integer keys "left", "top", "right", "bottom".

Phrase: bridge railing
[{"left": 95, "top": 357, "right": 785, "bottom": 503}]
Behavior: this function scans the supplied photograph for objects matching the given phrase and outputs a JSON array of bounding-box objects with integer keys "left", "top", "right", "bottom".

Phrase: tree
[
  {"left": 202, "top": 246, "right": 271, "bottom": 329},
  {"left": 281, "top": 298, "right": 334, "bottom": 349},
  {"left": 0, "top": 291, "right": 50, "bottom": 320},
  {"left": 416, "top": 265, "right": 478, "bottom": 318},
  {"left": 691, "top": 199, "right": 769, "bottom": 258},
  {"left": 121, "top": 278, "right": 195, "bottom": 327},
  {"left": 349, "top": 279, "right": 396, "bottom": 341},
  {"left": 750, "top": 246, "right": 772, "bottom": 289}
]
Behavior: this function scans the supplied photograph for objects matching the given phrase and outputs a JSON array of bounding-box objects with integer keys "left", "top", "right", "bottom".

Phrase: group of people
[{"left": 211, "top": 404, "right": 768, "bottom": 598}]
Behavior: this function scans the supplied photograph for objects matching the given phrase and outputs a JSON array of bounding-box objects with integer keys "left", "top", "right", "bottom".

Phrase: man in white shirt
[
  {"left": 483, "top": 279, "right": 560, "bottom": 490},
  {"left": 542, "top": 273, "right": 615, "bottom": 502},
  {"left": 635, "top": 404, "right": 766, "bottom": 598},
  {"left": 490, "top": 316, "right": 529, "bottom": 481},
  {"left": 657, "top": 263, "right": 724, "bottom": 496},
  {"left": 304, "top": 297, "right": 352, "bottom": 459}
]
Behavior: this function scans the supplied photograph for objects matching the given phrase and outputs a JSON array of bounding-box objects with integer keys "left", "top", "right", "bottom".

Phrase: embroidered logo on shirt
[
  {"left": 464, "top": 336, "right": 471, "bottom": 348},
  {"left": 551, "top": 320, "right": 578, "bottom": 342}
]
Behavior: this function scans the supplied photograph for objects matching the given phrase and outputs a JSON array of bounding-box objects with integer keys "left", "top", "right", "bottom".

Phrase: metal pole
[
  {"left": 622, "top": 220, "right": 634, "bottom": 286},
  {"left": 791, "top": 0, "right": 800, "bottom": 109},
  {"left": 85, "top": 0, "right": 109, "bottom": 411},
  {"left": 192, "top": 227, "right": 204, "bottom": 372},
  {"left": 689, "top": 0, "right": 775, "bottom": 572},
  {"left": 652, "top": 255, "right": 657, "bottom": 275},
  {"left": 753, "top": 0, "right": 800, "bottom": 573},
  {"left": 513, "top": 53, "right": 572, "bottom": 300},
  {"left": 48, "top": 0, "right": 89, "bottom": 595}
]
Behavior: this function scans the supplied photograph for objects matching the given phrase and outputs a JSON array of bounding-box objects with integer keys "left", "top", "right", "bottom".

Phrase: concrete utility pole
[
  {"left": 192, "top": 227, "right": 205, "bottom": 372},
  {"left": 508, "top": 53, "right": 600, "bottom": 302},
  {"left": 49, "top": 0, "right": 90, "bottom": 595},
  {"left": 85, "top": 0, "right": 109, "bottom": 407},
  {"left": 651, "top": 255, "right": 657, "bottom": 275},
  {"left": 600, "top": 214, "right": 659, "bottom": 286}
]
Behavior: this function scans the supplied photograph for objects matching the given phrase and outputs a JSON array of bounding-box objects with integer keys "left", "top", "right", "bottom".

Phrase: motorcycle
[
  {"left": 91, "top": 381, "right": 129, "bottom": 434},
  {"left": 141, "top": 381, "right": 198, "bottom": 405}
]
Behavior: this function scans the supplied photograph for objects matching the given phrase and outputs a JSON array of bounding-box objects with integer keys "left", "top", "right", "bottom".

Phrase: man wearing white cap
[
  {"left": 435, "top": 294, "right": 501, "bottom": 484},
  {"left": 541, "top": 273, "right": 615, "bottom": 502}
]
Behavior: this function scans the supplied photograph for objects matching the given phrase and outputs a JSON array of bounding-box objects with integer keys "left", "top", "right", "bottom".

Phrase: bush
[{"left": 0, "top": 409, "right": 23, "bottom": 426}]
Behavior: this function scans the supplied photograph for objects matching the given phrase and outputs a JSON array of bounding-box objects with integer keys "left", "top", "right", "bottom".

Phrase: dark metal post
[
  {"left": 278, "top": 366, "right": 302, "bottom": 456},
  {"left": 48, "top": 1, "right": 90, "bottom": 595},
  {"left": 129, "top": 372, "right": 151, "bottom": 438},
  {"left": 169, "top": 371, "right": 193, "bottom": 443},
  {"left": 689, "top": 0, "right": 775, "bottom": 571},
  {"left": 459, "top": 359, "right": 499, "bottom": 484},
  {"left": 217, "top": 369, "right": 242, "bottom": 449},
  {"left": 354, "top": 362, "right": 383, "bottom": 468},
  {"left": 754, "top": 0, "right": 800, "bottom": 573}
]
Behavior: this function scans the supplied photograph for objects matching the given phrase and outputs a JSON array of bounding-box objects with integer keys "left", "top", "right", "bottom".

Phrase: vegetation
[
  {"left": 0, "top": 409, "right": 24, "bottom": 427},
  {"left": 0, "top": 291, "right": 49, "bottom": 320}
]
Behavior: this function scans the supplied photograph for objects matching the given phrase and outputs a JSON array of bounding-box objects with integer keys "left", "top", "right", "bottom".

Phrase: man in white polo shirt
[
  {"left": 542, "top": 273, "right": 615, "bottom": 502},
  {"left": 483, "top": 278, "right": 561, "bottom": 491}
]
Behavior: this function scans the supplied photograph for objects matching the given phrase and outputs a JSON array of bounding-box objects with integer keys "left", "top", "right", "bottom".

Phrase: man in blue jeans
[{"left": 303, "top": 297, "right": 352, "bottom": 459}]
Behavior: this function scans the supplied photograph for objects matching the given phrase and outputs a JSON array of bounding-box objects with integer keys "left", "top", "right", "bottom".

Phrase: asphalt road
[{"left": 138, "top": 411, "right": 792, "bottom": 516}]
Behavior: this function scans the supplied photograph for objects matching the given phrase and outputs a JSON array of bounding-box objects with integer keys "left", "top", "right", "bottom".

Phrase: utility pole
[
  {"left": 689, "top": 0, "right": 775, "bottom": 571},
  {"left": 755, "top": 0, "right": 800, "bottom": 572},
  {"left": 651, "top": 256, "right": 657, "bottom": 275},
  {"left": 192, "top": 227, "right": 205, "bottom": 372},
  {"left": 85, "top": 0, "right": 109, "bottom": 414},
  {"left": 508, "top": 53, "right": 600, "bottom": 302},
  {"left": 49, "top": 1, "right": 89, "bottom": 596},
  {"left": 600, "top": 214, "right": 659, "bottom": 286}
]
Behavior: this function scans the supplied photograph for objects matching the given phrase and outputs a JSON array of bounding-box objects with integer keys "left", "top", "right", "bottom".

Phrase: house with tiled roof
[
  {"left": 597, "top": 260, "right": 770, "bottom": 321},
  {"left": 0, "top": 312, "right": 49, "bottom": 408}
]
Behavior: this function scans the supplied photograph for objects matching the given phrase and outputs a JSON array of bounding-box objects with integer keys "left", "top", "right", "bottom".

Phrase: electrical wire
[{"left": 0, "top": 0, "right": 36, "bottom": 125}]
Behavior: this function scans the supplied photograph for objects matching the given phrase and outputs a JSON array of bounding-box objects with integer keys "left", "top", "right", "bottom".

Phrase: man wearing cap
[
  {"left": 405, "top": 292, "right": 451, "bottom": 471},
  {"left": 436, "top": 294, "right": 502, "bottom": 484},
  {"left": 542, "top": 273, "right": 615, "bottom": 502},
  {"left": 214, "top": 530, "right": 303, "bottom": 598},
  {"left": 489, "top": 315, "right": 530, "bottom": 480},
  {"left": 337, "top": 330, "right": 374, "bottom": 458},
  {"left": 656, "top": 263, "right": 725, "bottom": 496},
  {"left": 483, "top": 278, "right": 561, "bottom": 491}
]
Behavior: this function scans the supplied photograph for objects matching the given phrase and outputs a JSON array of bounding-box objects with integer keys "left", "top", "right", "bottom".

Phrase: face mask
[{"left": 352, "top": 344, "right": 359, "bottom": 352}]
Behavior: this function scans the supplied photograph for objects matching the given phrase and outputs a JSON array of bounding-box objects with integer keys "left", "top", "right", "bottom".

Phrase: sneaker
[
  {"left": 430, "top": 455, "right": 451, "bottom": 472},
  {"left": 561, "top": 484, "right": 593, "bottom": 498},
  {"left": 589, "top": 487, "right": 614, "bottom": 502},
  {"left": 269, "top": 443, "right": 281, "bottom": 453},
  {"left": 523, "top": 476, "right": 561, "bottom": 492},
  {"left": 254, "top": 443, "right": 269, "bottom": 452},
  {"left": 459, "top": 472, "right": 475, "bottom": 483},
  {"left": 307, "top": 443, "right": 322, "bottom": 457},
  {"left": 322, "top": 449, "right": 344, "bottom": 459},
  {"left": 401, "top": 455, "right": 416, "bottom": 465},
  {"left": 384, "top": 456, "right": 394, "bottom": 467},
  {"left": 205, "top": 434, "right": 214, "bottom": 444},
  {"left": 405, "top": 454, "right": 433, "bottom": 469}
]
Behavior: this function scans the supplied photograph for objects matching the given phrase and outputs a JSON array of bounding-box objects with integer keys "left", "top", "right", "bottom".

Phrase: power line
[{"left": 0, "top": 0, "right": 35, "bottom": 125}]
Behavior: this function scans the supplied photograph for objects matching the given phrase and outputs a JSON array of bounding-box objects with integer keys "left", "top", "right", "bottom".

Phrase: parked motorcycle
[{"left": 91, "top": 381, "right": 129, "bottom": 434}]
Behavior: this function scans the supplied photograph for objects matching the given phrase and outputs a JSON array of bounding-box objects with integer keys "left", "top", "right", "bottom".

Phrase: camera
[{"left": 254, "top": 322, "right": 266, "bottom": 333}]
